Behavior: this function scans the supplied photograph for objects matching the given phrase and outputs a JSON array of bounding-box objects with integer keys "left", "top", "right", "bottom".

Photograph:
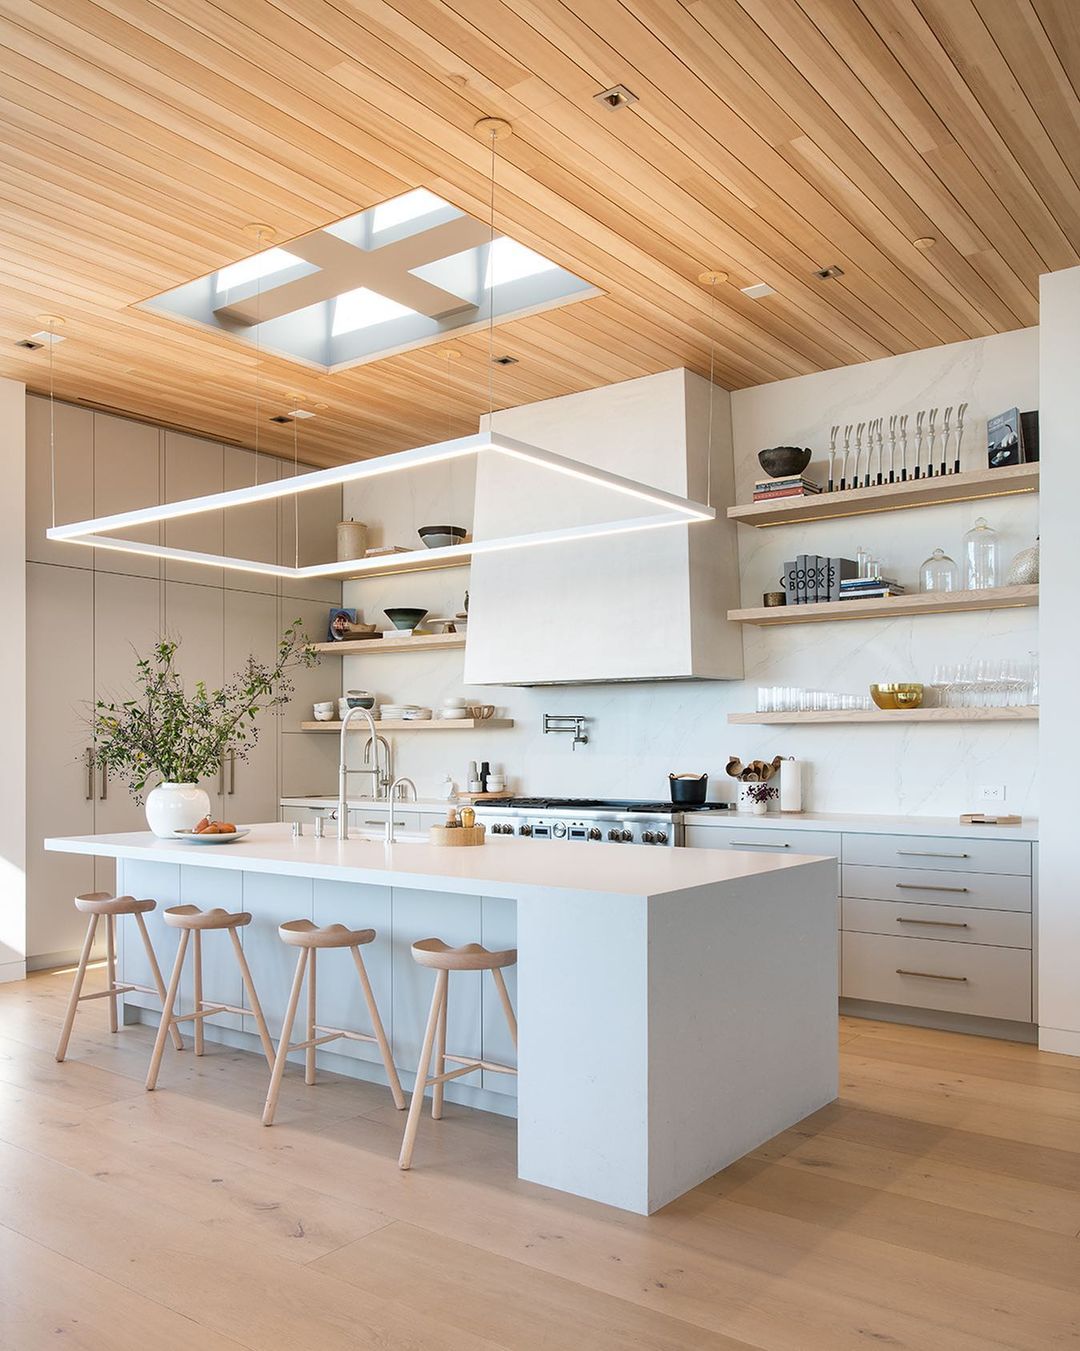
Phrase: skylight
[
  {"left": 485, "top": 238, "right": 559, "bottom": 288},
  {"left": 215, "top": 247, "right": 306, "bottom": 293},
  {"left": 332, "top": 287, "right": 418, "bottom": 336},
  {"left": 371, "top": 188, "right": 449, "bottom": 232}
]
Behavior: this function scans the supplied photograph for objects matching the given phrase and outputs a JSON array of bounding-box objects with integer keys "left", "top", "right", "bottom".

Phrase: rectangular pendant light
[{"left": 46, "top": 432, "right": 714, "bottom": 578}]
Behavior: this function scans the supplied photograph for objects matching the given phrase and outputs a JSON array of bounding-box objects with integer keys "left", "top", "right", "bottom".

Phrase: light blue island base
[{"left": 48, "top": 828, "right": 839, "bottom": 1215}]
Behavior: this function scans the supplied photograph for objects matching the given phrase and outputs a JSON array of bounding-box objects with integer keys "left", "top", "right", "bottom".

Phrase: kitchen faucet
[
  {"left": 383, "top": 778, "right": 418, "bottom": 843},
  {"left": 337, "top": 707, "right": 387, "bottom": 840},
  {"left": 363, "top": 732, "right": 393, "bottom": 797}
]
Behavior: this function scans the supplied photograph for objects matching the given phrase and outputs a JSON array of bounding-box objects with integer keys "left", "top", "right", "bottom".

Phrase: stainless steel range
[{"left": 473, "top": 797, "right": 736, "bottom": 846}]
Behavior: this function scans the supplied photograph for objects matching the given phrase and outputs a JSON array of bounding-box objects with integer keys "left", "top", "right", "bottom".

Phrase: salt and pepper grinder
[{"left": 479, "top": 761, "right": 490, "bottom": 793}]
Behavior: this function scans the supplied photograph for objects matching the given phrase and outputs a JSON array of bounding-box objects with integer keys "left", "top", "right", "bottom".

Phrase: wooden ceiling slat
[{"left": 0, "top": 0, "right": 1070, "bottom": 464}]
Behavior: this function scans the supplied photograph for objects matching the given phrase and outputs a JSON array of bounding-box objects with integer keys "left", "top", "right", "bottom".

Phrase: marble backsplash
[{"left": 342, "top": 328, "right": 1039, "bottom": 817}]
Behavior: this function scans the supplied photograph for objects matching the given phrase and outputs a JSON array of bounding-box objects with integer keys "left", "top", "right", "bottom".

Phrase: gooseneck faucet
[
  {"left": 383, "top": 777, "right": 418, "bottom": 843},
  {"left": 337, "top": 707, "right": 385, "bottom": 841}
]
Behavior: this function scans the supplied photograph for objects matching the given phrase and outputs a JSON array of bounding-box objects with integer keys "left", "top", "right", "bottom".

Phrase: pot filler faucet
[{"left": 338, "top": 707, "right": 388, "bottom": 841}]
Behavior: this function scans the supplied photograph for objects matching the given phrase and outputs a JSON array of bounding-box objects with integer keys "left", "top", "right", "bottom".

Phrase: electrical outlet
[{"left": 979, "top": 784, "right": 1006, "bottom": 802}]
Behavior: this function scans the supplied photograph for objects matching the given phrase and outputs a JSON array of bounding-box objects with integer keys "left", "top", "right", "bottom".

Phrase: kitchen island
[{"left": 45, "top": 825, "right": 838, "bottom": 1214}]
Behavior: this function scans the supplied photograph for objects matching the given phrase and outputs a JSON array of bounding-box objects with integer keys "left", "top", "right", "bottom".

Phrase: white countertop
[
  {"left": 45, "top": 823, "right": 830, "bottom": 900},
  {"left": 682, "top": 810, "right": 1038, "bottom": 841},
  {"left": 281, "top": 795, "right": 452, "bottom": 811}
]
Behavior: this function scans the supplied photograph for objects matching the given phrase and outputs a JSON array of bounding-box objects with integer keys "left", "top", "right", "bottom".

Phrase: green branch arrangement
[{"left": 92, "top": 620, "right": 318, "bottom": 803}]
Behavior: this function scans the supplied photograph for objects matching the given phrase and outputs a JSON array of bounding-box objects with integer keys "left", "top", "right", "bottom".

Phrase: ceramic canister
[{"left": 336, "top": 519, "right": 369, "bottom": 561}]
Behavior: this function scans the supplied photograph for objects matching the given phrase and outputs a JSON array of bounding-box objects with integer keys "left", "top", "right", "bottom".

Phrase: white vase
[{"left": 145, "top": 782, "right": 211, "bottom": 838}]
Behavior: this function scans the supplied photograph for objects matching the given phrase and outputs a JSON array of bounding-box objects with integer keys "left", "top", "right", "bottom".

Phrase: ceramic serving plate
[{"left": 173, "top": 827, "right": 251, "bottom": 845}]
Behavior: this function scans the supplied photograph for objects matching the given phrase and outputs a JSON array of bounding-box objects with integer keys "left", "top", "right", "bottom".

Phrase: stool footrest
[
  {"left": 77, "top": 984, "right": 139, "bottom": 1002},
  {"left": 171, "top": 1002, "right": 247, "bottom": 1024},
  {"left": 443, "top": 1053, "right": 517, "bottom": 1076},
  {"left": 315, "top": 1023, "right": 378, "bottom": 1045}
]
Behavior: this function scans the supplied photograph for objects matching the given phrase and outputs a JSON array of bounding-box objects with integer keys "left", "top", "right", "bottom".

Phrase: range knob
[
  {"left": 608, "top": 828, "right": 622, "bottom": 842},
  {"left": 641, "top": 830, "right": 655, "bottom": 843},
  {"left": 620, "top": 828, "right": 634, "bottom": 842},
  {"left": 588, "top": 827, "right": 602, "bottom": 840},
  {"left": 655, "top": 830, "right": 668, "bottom": 845},
  {"left": 491, "top": 823, "right": 504, "bottom": 834},
  {"left": 518, "top": 823, "right": 532, "bottom": 836}
]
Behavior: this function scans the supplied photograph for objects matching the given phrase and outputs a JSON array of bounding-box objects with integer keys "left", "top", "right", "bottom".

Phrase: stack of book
[
  {"left": 839, "top": 576, "right": 907, "bottom": 601},
  {"left": 782, "top": 555, "right": 859, "bottom": 604},
  {"left": 753, "top": 475, "right": 820, "bottom": 502}
]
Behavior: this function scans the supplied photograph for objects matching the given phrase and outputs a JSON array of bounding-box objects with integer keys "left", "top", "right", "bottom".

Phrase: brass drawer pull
[
  {"left": 896, "top": 916, "right": 969, "bottom": 928},
  {"left": 895, "top": 882, "right": 969, "bottom": 893},
  {"left": 896, "top": 849, "right": 968, "bottom": 859},
  {"left": 896, "top": 968, "right": 969, "bottom": 982},
  {"left": 729, "top": 840, "right": 789, "bottom": 848}
]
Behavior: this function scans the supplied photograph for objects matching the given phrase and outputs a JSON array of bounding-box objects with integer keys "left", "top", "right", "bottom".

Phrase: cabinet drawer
[
  {"left": 842, "top": 931, "right": 1032, "bottom": 1022},
  {"left": 842, "top": 896, "right": 1031, "bottom": 949},
  {"left": 842, "top": 833, "right": 1030, "bottom": 875},
  {"left": 683, "top": 825, "right": 839, "bottom": 858},
  {"left": 841, "top": 864, "right": 1030, "bottom": 912}
]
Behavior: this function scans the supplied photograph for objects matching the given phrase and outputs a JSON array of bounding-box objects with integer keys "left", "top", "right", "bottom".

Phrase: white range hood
[{"left": 464, "top": 369, "right": 744, "bottom": 686}]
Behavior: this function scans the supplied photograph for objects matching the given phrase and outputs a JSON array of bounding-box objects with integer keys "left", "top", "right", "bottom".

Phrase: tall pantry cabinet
[{"left": 25, "top": 397, "right": 341, "bottom": 968}]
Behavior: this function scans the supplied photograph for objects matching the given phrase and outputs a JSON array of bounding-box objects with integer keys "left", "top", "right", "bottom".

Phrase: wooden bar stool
[
  {"left": 56, "top": 892, "right": 184, "bottom": 1063},
  {"left": 145, "top": 905, "right": 275, "bottom": 1091},
  {"left": 262, "top": 920, "right": 405, "bottom": 1125},
  {"left": 398, "top": 938, "right": 518, "bottom": 1171}
]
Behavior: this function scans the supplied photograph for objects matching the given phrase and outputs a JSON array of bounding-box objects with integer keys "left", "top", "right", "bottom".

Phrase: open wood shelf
[
  {"left": 301, "top": 718, "right": 511, "bottom": 732},
  {"left": 339, "top": 552, "right": 472, "bottom": 580},
  {"left": 729, "top": 584, "right": 1038, "bottom": 626},
  {"left": 728, "top": 463, "right": 1039, "bottom": 528},
  {"left": 728, "top": 707, "right": 1038, "bottom": 725},
  {"left": 313, "top": 633, "right": 466, "bottom": 655}
]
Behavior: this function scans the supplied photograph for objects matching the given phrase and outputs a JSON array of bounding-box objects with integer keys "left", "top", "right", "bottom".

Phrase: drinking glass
[{"left": 929, "top": 662, "right": 951, "bottom": 708}]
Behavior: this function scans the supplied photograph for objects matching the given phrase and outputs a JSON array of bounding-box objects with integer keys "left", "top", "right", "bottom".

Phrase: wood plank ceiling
[{"left": 1, "top": 0, "right": 1076, "bottom": 467}]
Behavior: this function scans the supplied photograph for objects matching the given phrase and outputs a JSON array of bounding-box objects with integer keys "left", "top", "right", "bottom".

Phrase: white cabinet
[
  {"left": 93, "top": 412, "right": 161, "bottom": 578},
  {"left": 312, "top": 879, "right": 394, "bottom": 1071},
  {"left": 25, "top": 563, "right": 95, "bottom": 963},
  {"left": 683, "top": 824, "right": 840, "bottom": 858},
  {"left": 26, "top": 396, "right": 94, "bottom": 566},
  {"left": 163, "top": 431, "right": 223, "bottom": 586},
  {"left": 224, "top": 448, "right": 278, "bottom": 594},
  {"left": 481, "top": 894, "right": 517, "bottom": 1098}
]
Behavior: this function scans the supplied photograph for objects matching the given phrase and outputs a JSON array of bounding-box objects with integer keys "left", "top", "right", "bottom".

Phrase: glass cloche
[
  {"left": 963, "top": 516, "right": 1000, "bottom": 590},
  {"left": 920, "top": 547, "right": 960, "bottom": 593}
]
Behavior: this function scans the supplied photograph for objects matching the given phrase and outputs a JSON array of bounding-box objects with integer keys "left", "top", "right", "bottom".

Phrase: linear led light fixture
[{"left": 46, "top": 432, "right": 714, "bottom": 578}]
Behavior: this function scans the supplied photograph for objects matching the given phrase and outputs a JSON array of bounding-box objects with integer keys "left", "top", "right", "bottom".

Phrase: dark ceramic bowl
[
  {"left": 418, "top": 525, "right": 468, "bottom": 550},
  {"left": 384, "top": 607, "right": 429, "bottom": 631},
  {"left": 758, "top": 446, "right": 812, "bottom": 479}
]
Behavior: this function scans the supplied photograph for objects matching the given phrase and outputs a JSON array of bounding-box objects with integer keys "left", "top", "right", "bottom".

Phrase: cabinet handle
[
  {"left": 99, "top": 761, "right": 108, "bottom": 801},
  {"left": 729, "top": 840, "right": 789, "bottom": 848},
  {"left": 896, "top": 916, "right": 970, "bottom": 928},
  {"left": 229, "top": 751, "right": 236, "bottom": 796},
  {"left": 896, "top": 849, "right": 968, "bottom": 859},
  {"left": 896, "top": 969, "right": 968, "bottom": 982},
  {"left": 85, "top": 747, "right": 95, "bottom": 801},
  {"left": 218, "top": 756, "right": 225, "bottom": 795},
  {"left": 895, "top": 882, "right": 969, "bottom": 893},
  {"left": 364, "top": 818, "right": 406, "bottom": 827}
]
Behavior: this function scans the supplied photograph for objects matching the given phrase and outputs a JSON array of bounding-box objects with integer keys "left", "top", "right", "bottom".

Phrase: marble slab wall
[{"left": 342, "top": 329, "right": 1039, "bottom": 817}]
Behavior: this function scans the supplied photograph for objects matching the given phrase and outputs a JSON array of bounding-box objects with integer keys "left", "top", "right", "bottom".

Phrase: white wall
[
  {"left": 341, "top": 332, "right": 1038, "bottom": 816},
  {"left": 1, "top": 377, "right": 26, "bottom": 981},
  {"left": 1037, "top": 266, "right": 1079, "bottom": 1055}
]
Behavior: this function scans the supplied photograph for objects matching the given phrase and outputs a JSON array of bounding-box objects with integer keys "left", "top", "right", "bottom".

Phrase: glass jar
[
  {"left": 963, "top": 517, "right": 1000, "bottom": 589},
  {"left": 920, "top": 547, "right": 960, "bottom": 593}
]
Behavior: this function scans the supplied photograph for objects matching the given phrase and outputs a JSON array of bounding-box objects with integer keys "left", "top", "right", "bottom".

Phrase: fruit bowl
[
  {"left": 418, "top": 525, "right": 467, "bottom": 550},
  {"left": 384, "top": 607, "right": 429, "bottom": 631}
]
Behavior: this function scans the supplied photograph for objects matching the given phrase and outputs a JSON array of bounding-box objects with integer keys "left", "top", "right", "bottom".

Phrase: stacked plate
[{"left": 381, "top": 704, "right": 432, "bottom": 721}]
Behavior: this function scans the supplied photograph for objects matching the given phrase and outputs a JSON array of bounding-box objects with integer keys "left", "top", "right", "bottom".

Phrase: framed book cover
[{"left": 987, "top": 408, "right": 1024, "bottom": 468}]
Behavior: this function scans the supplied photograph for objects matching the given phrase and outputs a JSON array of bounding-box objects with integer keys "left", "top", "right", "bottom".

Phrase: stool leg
[
  {"left": 230, "top": 928, "right": 275, "bottom": 1069},
  {"left": 262, "top": 947, "right": 307, "bottom": 1126},
  {"left": 55, "top": 914, "right": 98, "bottom": 1063},
  {"left": 491, "top": 969, "right": 518, "bottom": 1049},
  {"left": 192, "top": 929, "right": 204, "bottom": 1057},
  {"left": 146, "top": 929, "right": 188, "bottom": 1091},
  {"left": 105, "top": 914, "right": 119, "bottom": 1034},
  {"left": 305, "top": 949, "right": 317, "bottom": 1086},
  {"left": 432, "top": 977, "right": 447, "bottom": 1121},
  {"left": 133, "top": 910, "right": 184, "bottom": 1052},
  {"left": 349, "top": 946, "right": 405, "bottom": 1110},
  {"left": 399, "top": 968, "right": 447, "bottom": 1170}
]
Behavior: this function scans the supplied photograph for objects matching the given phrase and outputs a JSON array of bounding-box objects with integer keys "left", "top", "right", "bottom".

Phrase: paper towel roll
[{"left": 779, "top": 757, "right": 802, "bottom": 813}]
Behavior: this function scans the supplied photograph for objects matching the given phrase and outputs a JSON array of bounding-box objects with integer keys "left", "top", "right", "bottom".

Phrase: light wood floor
[{"left": 1, "top": 967, "right": 1078, "bottom": 1350}]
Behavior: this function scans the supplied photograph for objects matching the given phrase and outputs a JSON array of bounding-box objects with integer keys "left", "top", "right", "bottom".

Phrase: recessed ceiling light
[
  {"left": 28, "top": 330, "right": 66, "bottom": 345},
  {"left": 15, "top": 338, "right": 45, "bottom": 350},
  {"left": 594, "top": 84, "right": 638, "bottom": 110},
  {"left": 270, "top": 414, "right": 293, "bottom": 424},
  {"left": 288, "top": 408, "right": 316, "bottom": 418},
  {"left": 813, "top": 265, "right": 845, "bottom": 280},
  {"left": 492, "top": 354, "right": 518, "bottom": 365},
  {"left": 741, "top": 282, "right": 776, "bottom": 299},
  {"left": 913, "top": 236, "right": 937, "bottom": 250}
]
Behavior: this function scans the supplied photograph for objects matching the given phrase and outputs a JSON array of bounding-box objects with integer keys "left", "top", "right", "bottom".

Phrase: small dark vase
[{"left": 758, "top": 446, "right": 812, "bottom": 479}]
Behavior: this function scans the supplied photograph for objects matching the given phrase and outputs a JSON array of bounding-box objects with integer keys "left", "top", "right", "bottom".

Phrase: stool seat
[
  {"left": 74, "top": 892, "right": 156, "bottom": 917},
  {"left": 278, "top": 919, "right": 376, "bottom": 949},
  {"left": 163, "top": 904, "right": 252, "bottom": 931},
  {"left": 411, "top": 938, "right": 518, "bottom": 972}
]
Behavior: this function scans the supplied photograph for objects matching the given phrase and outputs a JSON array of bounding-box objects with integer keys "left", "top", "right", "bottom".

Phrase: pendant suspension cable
[
  {"left": 293, "top": 410, "right": 300, "bottom": 570},
  {"left": 254, "top": 229, "right": 264, "bottom": 487},
  {"left": 486, "top": 127, "right": 497, "bottom": 432},
  {"left": 48, "top": 322, "right": 57, "bottom": 529},
  {"left": 698, "top": 270, "right": 728, "bottom": 511}
]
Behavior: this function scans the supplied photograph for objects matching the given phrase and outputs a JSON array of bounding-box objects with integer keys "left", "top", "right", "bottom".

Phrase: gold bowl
[{"left": 870, "top": 682, "right": 924, "bottom": 710}]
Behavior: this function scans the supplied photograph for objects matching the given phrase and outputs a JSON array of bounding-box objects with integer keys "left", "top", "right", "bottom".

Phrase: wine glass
[{"left": 930, "top": 662, "right": 951, "bottom": 708}]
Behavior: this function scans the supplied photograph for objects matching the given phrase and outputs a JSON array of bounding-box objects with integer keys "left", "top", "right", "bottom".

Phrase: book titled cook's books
[
  {"left": 782, "top": 560, "right": 798, "bottom": 602},
  {"left": 827, "top": 557, "right": 860, "bottom": 602},
  {"left": 796, "top": 553, "right": 809, "bottom": 604}
]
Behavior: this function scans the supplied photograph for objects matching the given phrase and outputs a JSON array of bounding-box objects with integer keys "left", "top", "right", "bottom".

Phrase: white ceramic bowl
[{"left": 438, "top": 708, "right": 467, "bottom": 719}]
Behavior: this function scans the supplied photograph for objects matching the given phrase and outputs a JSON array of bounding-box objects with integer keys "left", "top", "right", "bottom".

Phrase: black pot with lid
[{"left": 669, "top": 772, "right": 708, "bottom": 805}]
